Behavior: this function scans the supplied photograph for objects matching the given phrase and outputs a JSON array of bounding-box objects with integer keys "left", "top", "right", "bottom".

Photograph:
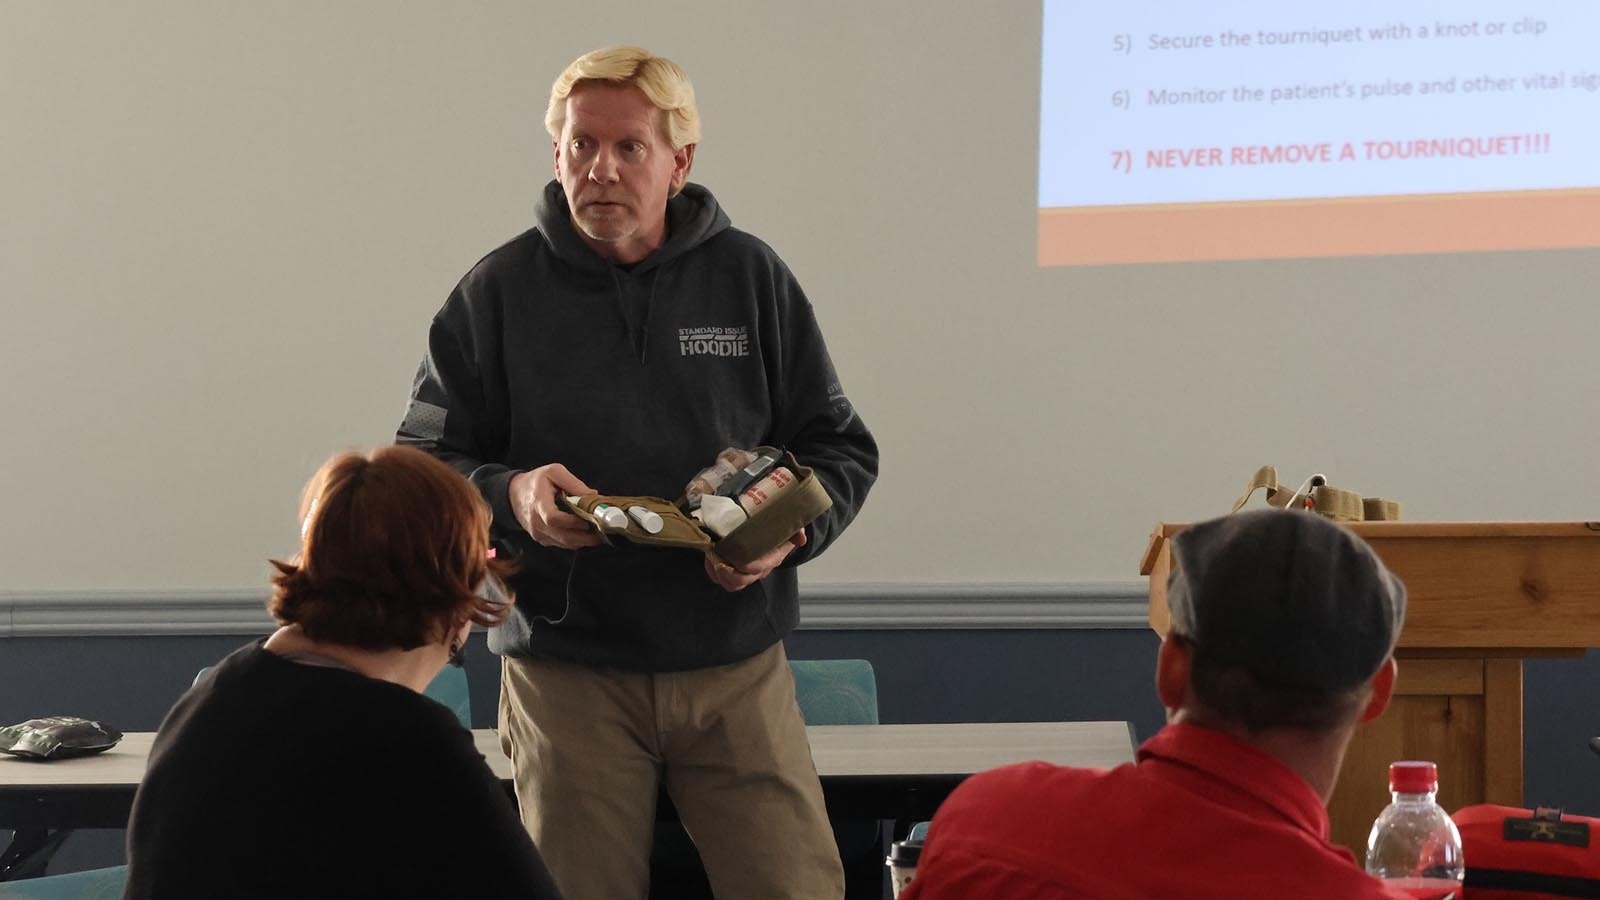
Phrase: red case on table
[{"left": 1453, "top": 804, "right": 1600, "bottom": 899}]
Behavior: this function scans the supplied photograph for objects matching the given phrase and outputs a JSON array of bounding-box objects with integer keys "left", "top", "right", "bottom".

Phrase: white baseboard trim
[
  {"left": 798, "top": 582, "right": 1149, "bottom": 629},
  {"left": 0, "top": 582, "right": 1151, "bottom": 637},
  {"left": 3, "top": 590, "right": 275, "bottom": 637}
]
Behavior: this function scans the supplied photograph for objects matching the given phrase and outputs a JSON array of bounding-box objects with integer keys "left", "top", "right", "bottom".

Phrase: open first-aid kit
[{"left": 559, "top": 446, "right": 832, "bottom": 568}]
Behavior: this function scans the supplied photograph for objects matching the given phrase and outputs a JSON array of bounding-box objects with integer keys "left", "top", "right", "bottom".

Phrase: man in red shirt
[{"left": 903, "top": 509, "right": 1413, "bottom": 900}]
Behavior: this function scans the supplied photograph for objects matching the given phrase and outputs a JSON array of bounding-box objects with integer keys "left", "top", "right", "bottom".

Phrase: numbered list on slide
[{"left": 1040, "top": 0, "right": 1600, "bottom": 208}]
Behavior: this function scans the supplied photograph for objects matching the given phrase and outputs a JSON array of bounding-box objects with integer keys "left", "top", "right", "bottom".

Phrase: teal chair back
[
  {"left": 0, "top": 865, "right": 128, "bottom": 899},
  {"left": 789, "top": 658, "right": 878, "bottom": 725},
  {"left": 423, "top": 665, "right": 472, "bottom": 728}
]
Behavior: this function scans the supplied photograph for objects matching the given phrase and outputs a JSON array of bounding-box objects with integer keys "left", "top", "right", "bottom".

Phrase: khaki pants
[{"left": 498, "top": 643, "right": 844, "bottom": 900}]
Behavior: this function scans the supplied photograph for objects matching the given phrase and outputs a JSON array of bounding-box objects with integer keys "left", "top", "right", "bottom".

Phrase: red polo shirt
[{"left": 901, "top": 722, "right": 1410, "bottom": 900}]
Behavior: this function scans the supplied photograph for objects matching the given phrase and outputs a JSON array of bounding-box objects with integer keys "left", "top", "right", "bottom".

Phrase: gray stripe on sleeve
[{"left": 398, "top": 400, "right": 447, "bottom": 441}]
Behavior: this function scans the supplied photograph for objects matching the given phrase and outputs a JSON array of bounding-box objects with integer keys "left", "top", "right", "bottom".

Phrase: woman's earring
[{"left": 447, "top": 637, "right": 466, "bottom": 669}]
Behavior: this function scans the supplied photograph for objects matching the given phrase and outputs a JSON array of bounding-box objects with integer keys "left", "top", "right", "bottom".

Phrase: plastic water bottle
[{"left": 1365, "top": 761, "right": 1465, "bottom": 899}]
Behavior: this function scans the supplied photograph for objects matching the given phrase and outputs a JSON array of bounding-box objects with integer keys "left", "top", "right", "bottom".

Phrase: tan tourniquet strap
[
  {"left": 1310, "top": 485, "right": 1365, "bottom": 521},
  {"left": 1233, "top": 466, "right": 1289, "bottom": 512},
  {"left": 1232, "top": 466, "right": 1401, "bottom": 521},
  {"left": 1363, "top": 498, "right": 1402, "bottom": 520}
]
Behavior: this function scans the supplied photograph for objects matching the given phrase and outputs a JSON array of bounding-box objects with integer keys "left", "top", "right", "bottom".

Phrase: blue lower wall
[{"left": 4, "top": 629, "right": 1598, "bottom": 874}]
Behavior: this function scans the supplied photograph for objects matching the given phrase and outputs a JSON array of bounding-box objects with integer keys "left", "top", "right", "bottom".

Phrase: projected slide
[{"left": 1039, "top": 1, "right": 1600, "bottom": 265}]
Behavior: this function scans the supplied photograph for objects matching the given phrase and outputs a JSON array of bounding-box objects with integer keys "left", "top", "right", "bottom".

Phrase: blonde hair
[{"left": 545, "top": 46, "right": 701, "bottom": 150}]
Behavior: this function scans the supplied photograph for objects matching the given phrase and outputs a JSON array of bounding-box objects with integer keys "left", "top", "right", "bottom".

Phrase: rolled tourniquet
[{"left": 737, "top": 467, "right": 796, "bottom": 514}]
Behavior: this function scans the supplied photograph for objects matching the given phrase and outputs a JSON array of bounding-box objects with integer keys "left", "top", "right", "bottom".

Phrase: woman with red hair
[{"left": 125, "top": 446, "right": 562, "bottom": 899}]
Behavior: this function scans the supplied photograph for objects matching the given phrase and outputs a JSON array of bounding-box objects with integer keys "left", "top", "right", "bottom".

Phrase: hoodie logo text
[{"left": 679, "top": 325, "right": 749, "bottom": 358}]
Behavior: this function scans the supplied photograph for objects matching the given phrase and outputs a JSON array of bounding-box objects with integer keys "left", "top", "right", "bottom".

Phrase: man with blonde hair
[{"left": 398, "top": 46, "right": 877, "bottom": 900}]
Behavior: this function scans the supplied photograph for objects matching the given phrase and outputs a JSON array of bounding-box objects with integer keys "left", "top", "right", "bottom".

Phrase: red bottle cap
[{"left": 1388, "top": 760, "right": 1438, "bottom": 793}]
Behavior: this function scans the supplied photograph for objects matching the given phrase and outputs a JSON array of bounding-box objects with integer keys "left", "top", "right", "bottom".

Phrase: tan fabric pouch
[
  {"left": 709, "top": 454, "right": 832, "bottom": 566},
  {"left": 559, "top": 449, "right": 833, "bottom": 568},
  {"left": 561, "top": 494, "right": 712, "bottom": 552}
]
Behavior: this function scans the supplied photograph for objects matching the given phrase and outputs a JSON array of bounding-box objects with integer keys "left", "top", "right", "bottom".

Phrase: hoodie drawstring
[
  {"left": 608, "top": 265, "right": 665, "bottom": 364},
  {"left": 639, "top": 268, "right": 662, "bottom": 364}
]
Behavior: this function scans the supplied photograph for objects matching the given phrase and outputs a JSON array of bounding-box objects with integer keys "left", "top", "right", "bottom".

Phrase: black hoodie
[{"left": 398, "top": 181, "right": 878, "bottom": 671}]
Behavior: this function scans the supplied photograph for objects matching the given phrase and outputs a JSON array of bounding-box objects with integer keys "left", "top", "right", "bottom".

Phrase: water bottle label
[
  {"left": 1380, "top": 877, "right": 1459, "bottom": 900},
  {"left": 1504, "top": 815, "right": 1590, "bottom": 848}
]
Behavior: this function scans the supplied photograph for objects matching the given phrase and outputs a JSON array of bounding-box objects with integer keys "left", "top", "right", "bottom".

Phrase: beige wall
[{"left": 4, "top": 2, "right": 1597, "bottom": 591}]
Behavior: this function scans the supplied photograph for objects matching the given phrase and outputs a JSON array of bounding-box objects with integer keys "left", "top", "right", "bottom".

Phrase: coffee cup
[{"left": 885, "top": 837, "right": 923, "bottom": 897}]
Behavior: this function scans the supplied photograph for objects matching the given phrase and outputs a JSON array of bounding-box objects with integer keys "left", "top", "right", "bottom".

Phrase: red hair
[{"left": 267, "top": 446, "right": 514, "bottom": 650}]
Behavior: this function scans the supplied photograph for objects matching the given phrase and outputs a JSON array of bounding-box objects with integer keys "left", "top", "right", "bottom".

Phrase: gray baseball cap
[{"left": 1166, "top": 508, "right": 1407, "bottom": 692}]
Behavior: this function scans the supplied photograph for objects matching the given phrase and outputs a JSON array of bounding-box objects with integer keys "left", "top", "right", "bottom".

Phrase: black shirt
[{"left": 124, "top": 641, "right": 562, "bottom": 899}]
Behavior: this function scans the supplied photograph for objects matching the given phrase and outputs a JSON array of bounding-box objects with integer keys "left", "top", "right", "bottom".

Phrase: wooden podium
[{"left": 1141, "top": 521, "right": 1600, "bottom": 855}]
